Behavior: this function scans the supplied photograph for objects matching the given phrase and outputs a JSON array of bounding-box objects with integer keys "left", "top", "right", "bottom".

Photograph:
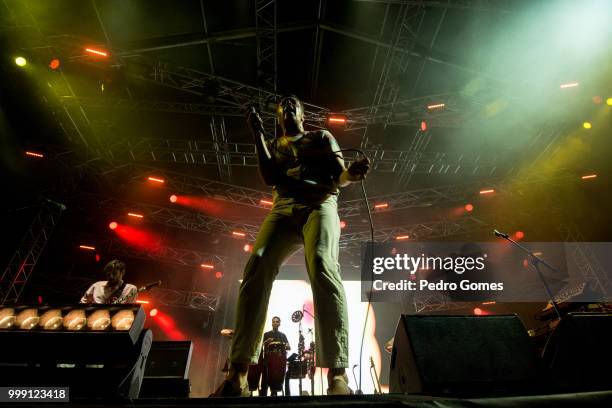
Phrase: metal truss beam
[
  {"left": 255, "top": 0, "right": 278, "bottom": 135},
  {"left": 98, "top": 137, "right": 504, "bottom": 176},
  {"left": 353, "top": 0, "right": 514, "bottom": 13},
  {"left": 156, "top": 288, "right": 220, "bottom": 311},
  {"left": 85, "top": 195, "right": 261, "bottom": 240},
  {"left": 0, "top": 200, "right": 65, "bottom": 303},
  {"left": 210, "top": 117, "right": 232, "bottom": 182},
  {"left": 339, "top": 215, "right": 489, "bottom": 247}
]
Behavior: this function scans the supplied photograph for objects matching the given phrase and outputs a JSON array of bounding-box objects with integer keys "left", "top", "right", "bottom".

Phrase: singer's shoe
[
  {"left": 209, "top": 379, "right": 250, "bottom": 397},
  {"left": 327, "top": 373, "right": 353, "bottom": 395}
]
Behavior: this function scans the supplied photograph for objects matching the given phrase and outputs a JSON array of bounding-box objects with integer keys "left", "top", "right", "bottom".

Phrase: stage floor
[{"left": 10, "top": 391, "right": 612, "bottom": 408}]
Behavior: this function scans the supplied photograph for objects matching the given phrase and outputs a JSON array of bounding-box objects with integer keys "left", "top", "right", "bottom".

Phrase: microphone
[{"left": 494, "top": 229, "right": 509, "bottom": 239}]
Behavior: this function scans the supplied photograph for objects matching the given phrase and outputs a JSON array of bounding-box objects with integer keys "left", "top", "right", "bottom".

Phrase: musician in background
[
  {"left": 260, "top": 316, "right": 290, "bottom": 396},
  {"left": 80, "top": 259, "right": 138, "bottom": 304}
]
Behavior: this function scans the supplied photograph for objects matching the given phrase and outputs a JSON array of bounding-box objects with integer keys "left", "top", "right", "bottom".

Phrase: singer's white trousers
[{"left": 230, "top": 194, "right": 349, "bottom": 368}]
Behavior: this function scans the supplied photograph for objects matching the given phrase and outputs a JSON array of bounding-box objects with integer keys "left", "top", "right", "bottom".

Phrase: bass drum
[
  {"left": 264, "top": 345, "right": 287, "bottom": 392},
  {"left": 247, "top": 352, "right": 263, "bottom": 391}
]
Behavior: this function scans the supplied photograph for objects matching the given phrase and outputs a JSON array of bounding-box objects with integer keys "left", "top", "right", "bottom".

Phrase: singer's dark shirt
[{"left": 267, "top": 130, "right": 344, "bottom": 204}]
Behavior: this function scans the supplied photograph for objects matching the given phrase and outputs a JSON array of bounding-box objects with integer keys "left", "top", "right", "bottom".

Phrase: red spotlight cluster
[
  {"left": 215, "top": 271, "right": 223, "bottom": 279},
  {"left": 169, "top": 194, "right": 178, "bottom": 203},
  {"left": 420, "top": 121, "right": 428, "bottom": 132},
  {"left": 48, "top": 58, "right": 61, "bottom": 70},
  {"left": 109, "top": 221, "right": 118, "bottom": 230},
  {"left": 464, "top": 203, "right": 474, "bottom": 212},
  {"left": 515, "top": 231, "right": 525, "bottom": 240},
  {"left": 473, "top": 308, "right": 483, "bottom": 315}
]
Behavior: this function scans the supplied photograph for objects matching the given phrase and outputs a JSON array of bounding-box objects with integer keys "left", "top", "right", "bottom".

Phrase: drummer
[{"left": 260, "top": 316, "right": 290, "bottom": 396}]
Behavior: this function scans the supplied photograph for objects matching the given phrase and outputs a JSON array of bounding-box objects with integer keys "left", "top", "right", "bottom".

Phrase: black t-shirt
[
  {"left": 263, "top": 330, "right": 289, "bottom": 345},
  {"left": 267, "top": 130, "right": 344, "bottom": 203}
]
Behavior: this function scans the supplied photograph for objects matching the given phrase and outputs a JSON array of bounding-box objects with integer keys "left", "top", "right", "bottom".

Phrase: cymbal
[{"left": 220, "top": 328, "right": 234, "bottom": 337}]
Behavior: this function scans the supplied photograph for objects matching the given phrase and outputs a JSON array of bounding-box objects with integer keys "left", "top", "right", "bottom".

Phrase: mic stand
[
  {"left": 352, "top": 365, "right": 363, "bottom": 395},
  {"left": 494, "top": 230, "right": 562, "bottom": 321}
]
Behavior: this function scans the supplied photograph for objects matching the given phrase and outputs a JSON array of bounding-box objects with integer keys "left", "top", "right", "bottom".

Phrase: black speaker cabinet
[
  {"left": 543, "top": 312, "right": 612, "bottom": 392},
  {"left": 389, "top": 315, "right": 542, "bottom": 396},
  {"left": 139, "top": 340, "right": 193, "bottom": 398}
]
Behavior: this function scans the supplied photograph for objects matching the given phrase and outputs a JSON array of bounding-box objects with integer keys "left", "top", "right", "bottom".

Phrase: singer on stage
[{"left": 214, "top": 95, "right": 370, "bottom": 396}]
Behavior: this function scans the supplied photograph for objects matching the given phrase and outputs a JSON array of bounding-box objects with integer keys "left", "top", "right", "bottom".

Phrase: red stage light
[
  {"left": 427, "top": 103, "right": 445, "bottom": 110},
  {"left": 200, "top": 264, "right": 214, "bottom": 269},
  {"left": 169, "top": 194, "right": 178, "bottom": 203},
  {"left": 109, "top": 221, "right": 118, "bottom": 230},
  {"left": 215, "top": 271, "right": 223, "bottom": 279},
  {"left": 339, "top": 220, "right": 347, "bottom": 229},
  {"left": 473, "top": 308, "right": 483, "bottom": 315},
  {"left": 515, "top": 231, "right": 525, "bottom": 240},
  {"left": 149, "top": 308, "right": 158, "bottom": 317},
  {"left": 232, "top": 231, "right": 246, "bottom": 238},
  {"left": 85, "top": 47, "right": 108, "bottom": 57},
  {"left": 147, "top": 176, "right": 165, "bottom": 184},
  {"left": 37, "top": 295, "right": 43, "bottom": 305},
  {"left": 79, "top": 245, "right": 96, "bottom": 251},
  {"left": 25, "top": 151, "right": 44, "bottom": 158},
  {"left": 243, "top": 244, "right": 252, "bottom": 252},
  {"left": 395, "top": 235, "right": 409, "bottom": 241},
  {"left": 464, "top": 203, "right": 474, "bottom": 212},
  {"left": 327, "top": 114, "right": 348, "bottom": 125},
  {"left": 260, "top": 199, "right": 273, "bottom": 206},
  {"left": 127, "top": 212, "right": 144, "bottom": 219},
  {"left": 48, "top": 58, "right": 60, "bottom": 70},
  {"left": 374, "top": 203, "right": 389, "bottom": 209},
  {"left": 581, "top": 174, "right": 597, "bottom": 180},
  {"left": 479, "top": 189, "right": 495, "bottom": 195},
  {"left": 95, "top": 254, "right": 100, "bottom": 262},
  {"left": 420, "top": 121, "right": 428, "bottom": 131}
]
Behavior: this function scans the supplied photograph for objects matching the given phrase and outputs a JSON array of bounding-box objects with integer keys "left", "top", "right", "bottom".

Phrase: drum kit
[{"left": 219, "top": 308, "right": 317, "bottom": 396}]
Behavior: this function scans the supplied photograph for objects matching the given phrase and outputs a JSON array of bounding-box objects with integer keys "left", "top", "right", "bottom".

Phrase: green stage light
[{"left": 15, "top": 56, "right": 27, "bottom": 67}]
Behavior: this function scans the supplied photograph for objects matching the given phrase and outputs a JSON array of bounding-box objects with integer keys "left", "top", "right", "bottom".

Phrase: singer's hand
[
  {"left": 346, "top": 157, "right": 371, "bottom": 182},
  {"left": 246, "top": 107, "right": 265, "bottom": 135}
]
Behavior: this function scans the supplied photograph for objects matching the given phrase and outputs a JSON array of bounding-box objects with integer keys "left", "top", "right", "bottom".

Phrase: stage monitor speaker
[
  {"left": 0, "top": 304, "right": 152, "bottom": 399},
  {"left": 139, "top": 341, "right": 193, "bottom": 398},
  {"left": 389, "top": 315, "right": 542, "bottom": 396},
  {"left": 543, "top": 312, "right": 612, "bottom": 392}
]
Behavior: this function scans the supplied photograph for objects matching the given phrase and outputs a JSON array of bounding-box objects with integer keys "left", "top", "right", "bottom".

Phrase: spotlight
[
  {"left": 427, "top": 103, "right": 445, "bottom": 110},
  {"left": 515, "top": 231, "right": 525, "bottom": 240},
  {"left": 25, "top": 151, "right": 44, "bottom": 158},
  {"left": 243, "top": 244, "right": 252, "bottom": 252},
  {"left": 200, "top": 264, "right": 214, "bottom": 269},
  {"left": 479, "top": 189, "right": 495, "bottom": 195},
  {"left": 87, "top": 309, "right": 111, "bottom": 331},
  {"left": 15, "top": 56, "right": 27, "bottom": 67},
  {"left": 374, "top": 203, "right": 388, "bottom": 210},
  {"left": 215, "top": 271, "right": 223, "bottom": 279},
  {"left": 465, "top": 204, "right": 474, "bottom": 212},
  {"left": 260, "top": 199, "right": 273, "bottom": 206},
  {"left": 15, "top": 309, "right": 39, "bottom": 330},
  {"left": 127, "top": 212, "right": 144, "bottom": 219},
  {"left": 109, "top": 221, "right": 118, "bottom": 230},
  {"left": 147, "top": 176, "right": 165, "bottom": 184},
  {"left": 473, "top": 308, "right": 483, "bottom": 315},
  {"left": 395, "top": 235, "right": 409, "bottom": 241},
  {"left": 232, "top": 231, "right": 246, "bottom": 238},
  {"left": 48, "top": 58, "right": 61, "bottom": 70},
  {"left": 111, "top": 309, "right": 135, "bottom": 331},
  {"left": 420, "top": 121, "right": 428, "bottom": 131},
  {"left": 583, "top": 122, "right": 592, "bottom": 129},
  {"left": 79, "top": 245, "right": 96, "bottom": 251},
  {"left": 40, "top": 310, "right": 63, "bottom": 330},
  {"left": 559, "top": 82, "right": 579, "bottom": 89},
  {"left": 581, "top": 174, "right": 597, "bottom": 180},
  {"left": 327, "top": 114, "right": 348, "bottom": 126},
  {"left": 85, "top": 47, "right": 108, "bottom": 57},
  {"left": 0, "top": 308, "right": 16, "bottom": 329},
  {"left": 607, "top": 98, "right": 612, "bottom": 106},
  {"left": 339, "top": 220, "right": 347, "bottom": 229},
  {"left": 149, "top": 309, "right": 158, "bottom": 317},
  {"left": 169, "top": 194, "right": 178, "bottom": 203}
]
